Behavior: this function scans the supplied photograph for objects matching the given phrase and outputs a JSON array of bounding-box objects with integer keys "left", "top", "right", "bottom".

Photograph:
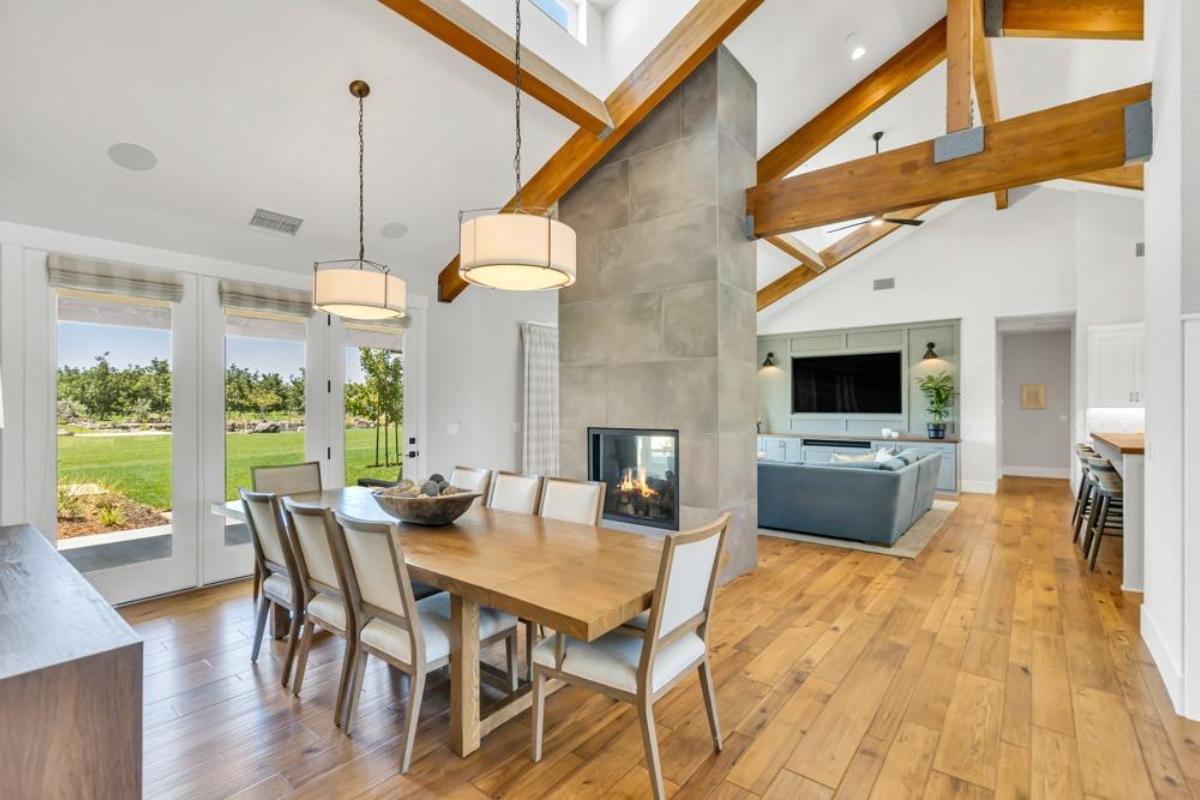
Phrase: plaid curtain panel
[{"left": 521, "top": 322, "right": 559, "bottom": 476}]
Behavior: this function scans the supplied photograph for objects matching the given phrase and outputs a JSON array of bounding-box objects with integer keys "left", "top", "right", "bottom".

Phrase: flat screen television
[{"left": 791, "top": 352, "right": 903, "bottom": 414}]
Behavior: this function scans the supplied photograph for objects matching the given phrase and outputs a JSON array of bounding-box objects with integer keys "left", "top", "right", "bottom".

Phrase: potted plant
[{"left": 916, "top": 372, "right": 954, "bottom": 439}]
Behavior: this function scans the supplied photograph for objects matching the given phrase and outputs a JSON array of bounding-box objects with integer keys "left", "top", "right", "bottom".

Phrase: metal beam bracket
[
  {"left": 934, "top": 126, "right": 985, "bottom": 164},
  {"left": 983, "top": 0, "right": 1004, "bottom": 37},
  {"left": 1125, "top": 100, "right": 1153, "bottom": 163},
  {"left": 741, "top": 215, "right": 758, "bottom": 240}
]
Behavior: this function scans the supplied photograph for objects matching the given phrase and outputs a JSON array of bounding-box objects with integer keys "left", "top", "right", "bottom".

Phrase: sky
[{"left": 58, "top": 321, "right": 369, "bottom": 383}]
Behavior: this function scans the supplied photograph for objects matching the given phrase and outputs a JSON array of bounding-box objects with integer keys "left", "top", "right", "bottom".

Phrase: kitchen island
[{"left": 1090, "top": 432, "right": 1145, "bottom": 592}]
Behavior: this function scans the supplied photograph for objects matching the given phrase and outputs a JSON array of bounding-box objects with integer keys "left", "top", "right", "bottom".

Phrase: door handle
[{"left": 407, "top": 450, "right": 419, "bottom": 458}]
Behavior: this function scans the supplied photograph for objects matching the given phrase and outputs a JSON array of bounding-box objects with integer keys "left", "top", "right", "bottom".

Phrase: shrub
[
  {"left": 57, "top": 485, "right": 83, "bottom": 520},
  {"left": 96, "top": 500, "right": 127, "bottom": 528}
]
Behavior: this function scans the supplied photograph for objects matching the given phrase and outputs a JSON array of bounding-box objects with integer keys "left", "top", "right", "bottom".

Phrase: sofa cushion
[
  {"left": 878, "top": 457, "right": 908, "bottom": 471},
  {"left": 823, "top": 460, "right": 883, "bottom": 470},
  {"left": 895, "top": 448, "right": 923, "bottom": 465}
]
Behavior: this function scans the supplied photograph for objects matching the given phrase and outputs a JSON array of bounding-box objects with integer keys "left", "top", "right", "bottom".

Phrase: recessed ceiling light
[
  {"left": 107, "top": 142, "right": 157, "bottom": 171},
  {"left": 380, "top": 221, "right": 409, "bottom": 239},
  {"left": 846, "top": 34, "right": 867, "bottom": 61}
]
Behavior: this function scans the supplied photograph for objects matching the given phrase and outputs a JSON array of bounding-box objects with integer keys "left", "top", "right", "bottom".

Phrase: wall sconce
[
  {"left": 761, "top": 352, "right": 778, "bottom": 368},
  {"left": 923, "top": 342, "right": 939, "bottom": 360}
]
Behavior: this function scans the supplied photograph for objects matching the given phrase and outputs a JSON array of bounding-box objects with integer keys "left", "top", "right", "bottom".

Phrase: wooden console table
[{"left": 0, "top": 524, "right": 143, "bottom": 799}]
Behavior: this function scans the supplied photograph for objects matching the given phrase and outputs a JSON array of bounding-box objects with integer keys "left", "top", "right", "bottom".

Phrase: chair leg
[
  {"left": 637, "top": 698, "right": 666, "bottom": 800},
  {"left": 280, "top": 606, "right": 302, "bottom": 687},
  {"left": 1074, "top": 483, "right": 1093, "bottom": 545},
  {"left": 399, "top": 667, "right": 426, "bottom": 774},
  {"left": 530, "top": 670, "right": 546, "bottom": 763},
  {"left": 1089, "top": 496, "right": 1110, "bottom": 571},
  {"left": 250, "top": 595, "right": 270, "bottom": 663},
  {"left": 1081, "top": 490, "right": 1102, "bottom": 558},
  {"left": 505, "top": 631, "right": 520, "bottom": 693},
  {"left": 698, "top": 659, "right": 722, "bottom": 752},
  {"left": 1071, "top": 474, "right": 1088, "bottom": 538},
  {"left": 333, "top": 637, "right": 355, "bottom": 730},
  {"left": 343, "top": 648, "right": 369, "bottom": 736},
  {"left": 291, "top": 618, "right": 316, "bottom": 697}
]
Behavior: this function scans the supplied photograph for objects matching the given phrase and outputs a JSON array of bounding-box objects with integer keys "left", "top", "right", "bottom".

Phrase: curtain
[
  {"left": 521, "top": 322, "right": 559, "bottom": 476},
  {"left": 47, "top": 253, "right": 184, "bottom": 302}
]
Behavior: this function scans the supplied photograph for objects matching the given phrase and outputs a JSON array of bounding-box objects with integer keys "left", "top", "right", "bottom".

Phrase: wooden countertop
[
  {"left": 761, "top": 431, "right": 961, "bottom": 444},
  {"left": 1092, "top": 432, "right": 1145, "bottom": 454}
]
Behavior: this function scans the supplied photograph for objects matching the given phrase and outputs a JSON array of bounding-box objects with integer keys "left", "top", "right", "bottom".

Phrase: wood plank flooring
[{"left": 124, "top": 478, "right": 1200, "bottom": 798}]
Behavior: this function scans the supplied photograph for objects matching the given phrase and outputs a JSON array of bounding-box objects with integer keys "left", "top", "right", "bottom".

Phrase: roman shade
[
  {"left": 47, "top": 253, "right": 184, "bottom": 303},
  {"left": 344, "top": 318, "right": 408, "bottom": 351},
  {"left": 219, "top": 279, "right": 313, "bottom": 318}
]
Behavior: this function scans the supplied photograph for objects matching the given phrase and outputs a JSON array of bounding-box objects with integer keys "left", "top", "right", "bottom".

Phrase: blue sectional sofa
[{"left": 757, "top": 450, "right": 943, "bottom": 546}]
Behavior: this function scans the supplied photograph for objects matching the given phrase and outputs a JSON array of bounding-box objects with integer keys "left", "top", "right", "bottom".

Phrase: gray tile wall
[{"left": 558, "top": 47, "right": 759, "bottom": 579}]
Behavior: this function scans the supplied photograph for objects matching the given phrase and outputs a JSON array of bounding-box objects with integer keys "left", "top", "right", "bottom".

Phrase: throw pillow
[
  {"left": 874, "top": 447, "right": 898, "bottom": 463},
  {"left": 895, "top": 448, "right": 922, "bottom": 465},
  {"left": 832, "top": 452, "right": 875, "bottom": 463},
  {"left": 878, "top": 457, "right": 908, "bottom": 471}
]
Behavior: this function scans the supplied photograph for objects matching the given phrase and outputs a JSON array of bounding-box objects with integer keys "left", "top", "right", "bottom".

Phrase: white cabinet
[{"left": 1088, "top": 325, "right": 1144, "bottom": 407}]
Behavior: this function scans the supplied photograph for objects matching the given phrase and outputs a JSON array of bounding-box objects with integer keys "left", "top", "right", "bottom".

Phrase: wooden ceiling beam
[
  {"left": 984, "top": 0, "right": 1144, "bottom": 40},
  {"left": 437, "top": 0, "right": 765, "bottom": 302},
  {"left": 747, "top": 83, "right": 1151, "bottom": 237},
  {"left": 947, "top": 0, "right": 975, "bottom": 133},
  {"left": 970, "top": 0, "right": 1009, "bottom": 209},
  {"left": 765, "top": 235, "right": 825, "bottom": 272},
  {"left": 378, "top": 0, "right": 612, "bottom": 135},
  {"left": 1069, "top": 163, "right": 1145, "bottom": 190},
  {"left": 757, "top": 18, "right": 947, "bottom": 184}
]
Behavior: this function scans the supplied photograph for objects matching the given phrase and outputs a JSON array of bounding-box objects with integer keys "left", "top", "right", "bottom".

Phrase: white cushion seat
[
  {"left": 307, "top": 593, "right": 347, "bottom": 631},
  {"left": 532, "top": 628, "right": 706, "bottom": 694},
  {"left": 263, "top": 573, "right": 292, "bottom": 603},
  {"left": 360, "top": 592, "right": 517, "bottom": 666}
]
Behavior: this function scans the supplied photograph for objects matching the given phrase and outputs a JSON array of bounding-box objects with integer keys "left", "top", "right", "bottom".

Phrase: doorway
[{"left": 998, "top": 324, "right": 1073, "bottom": 479}]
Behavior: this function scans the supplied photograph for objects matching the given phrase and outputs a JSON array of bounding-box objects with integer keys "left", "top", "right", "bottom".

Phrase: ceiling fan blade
[
  {"left": 825, "top": 220, "right": 867, "bottom": 234},
  {"left": 884, "top": 218, "right": 926, "bottom": 227}
]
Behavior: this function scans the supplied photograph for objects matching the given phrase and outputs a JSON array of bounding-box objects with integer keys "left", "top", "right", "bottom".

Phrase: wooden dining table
[{"left": 215, "top": 487, "right": 664, "bottom": 756}]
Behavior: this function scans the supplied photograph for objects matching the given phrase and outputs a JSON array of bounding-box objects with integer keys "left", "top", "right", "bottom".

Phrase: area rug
[{"left": 757, "top": 499, "right": 959, "bottom": 559}]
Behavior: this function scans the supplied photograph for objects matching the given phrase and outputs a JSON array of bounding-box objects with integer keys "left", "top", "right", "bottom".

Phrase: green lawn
[{"left": 57, "top": 428, "right": 402, "bottom": 509}]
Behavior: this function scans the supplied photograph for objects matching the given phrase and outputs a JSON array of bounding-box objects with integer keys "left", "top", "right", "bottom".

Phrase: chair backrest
[
  {"left": 282, "top": 499, "right": 342, "bottom": 596},
  {"left": 239, "top": 489, "right": 294, "bottom": 578},
  {"left": 252, "top": 461, "right": 322, "bottom": 496},
  {"left": 538, "top": 478, "right": 605, "bottom": 525},
  {"left": 488, "top": 471, "right": 544, "bottom": 514},
  {"left": 639, "top": 512, "right": 731, "bottom": 669},
  {"left": 330, "top": 512, "right": 421, "bottom": 653},
  {"left": 449, "top": 466, "right": 492, "bottom": 496}
]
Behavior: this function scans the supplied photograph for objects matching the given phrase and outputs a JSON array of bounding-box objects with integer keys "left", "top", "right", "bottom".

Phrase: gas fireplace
[{"left": 588, "top": 428, "right": 679, "bottom": 531}]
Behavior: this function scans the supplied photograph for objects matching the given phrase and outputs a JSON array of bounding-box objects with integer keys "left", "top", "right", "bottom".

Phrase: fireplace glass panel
[{"left": 588, "top": 428, "right": 679, "bottom": 530}]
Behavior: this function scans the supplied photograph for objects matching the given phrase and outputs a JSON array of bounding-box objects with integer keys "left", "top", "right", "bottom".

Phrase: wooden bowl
[{"left": 370, "top": 489, "right": 481, "bottom": 526}]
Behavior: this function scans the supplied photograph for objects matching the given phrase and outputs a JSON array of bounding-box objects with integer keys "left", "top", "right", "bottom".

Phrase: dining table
[{"left": 213, "top": 486, "right": 665, "bottom": 756}]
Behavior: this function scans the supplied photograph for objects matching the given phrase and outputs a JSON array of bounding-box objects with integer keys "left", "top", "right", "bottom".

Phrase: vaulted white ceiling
[{"left": 0, "top": 0, "right": 1150, "bottom": 300}]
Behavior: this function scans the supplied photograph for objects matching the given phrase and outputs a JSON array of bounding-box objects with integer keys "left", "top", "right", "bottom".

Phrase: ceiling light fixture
[
  {"left": 457, "top": 0, "right": 577, "bottom": 291},
  {"left": 312, "top": 81, "right": 407, "bottom": 321},
  {"left": 846, "top": 33, "right": 867, "bottom": 61},
  {"left": 107, "top": 142, "right": 157, "bottom": 171}
]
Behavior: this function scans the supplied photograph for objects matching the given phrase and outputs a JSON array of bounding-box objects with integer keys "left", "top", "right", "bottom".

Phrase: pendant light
[
  {"left": 457, "top": 0, "right": 577, "bottom": 291},
  {"left": 313, "top": 80, "right": 407, "bottom": 321}
]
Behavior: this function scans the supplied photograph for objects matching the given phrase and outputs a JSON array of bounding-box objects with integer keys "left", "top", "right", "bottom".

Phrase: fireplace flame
[{"left": 617, "top": 467, "right": 658, "bottom": 499}]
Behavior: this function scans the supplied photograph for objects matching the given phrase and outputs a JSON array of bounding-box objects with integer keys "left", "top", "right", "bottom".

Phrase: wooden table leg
[
  {"left": 449, "top": 593, "right": 481, "bottom": 757},
  {"left": 269, "top": 603, "right": 290, "bottom": 641}
]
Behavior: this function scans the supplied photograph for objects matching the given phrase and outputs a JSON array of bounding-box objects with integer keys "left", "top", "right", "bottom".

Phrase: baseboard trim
[
  {"left": 1141, "top": 605, "right": 1187, "bottom": 714},
  {"left": 1002, "top": 465, "right": 1070, "bottom": 479},
  {"left": 961, "top": 480, "right": 998, "bottom": 494}
]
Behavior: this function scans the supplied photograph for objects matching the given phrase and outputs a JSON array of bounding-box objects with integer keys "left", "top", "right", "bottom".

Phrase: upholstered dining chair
[
  {"left": 329, "top": 512, "right": 522, "bottom": 771},
  {"left": 249, "top": 461, "right": 322, "bottom": 601},
  {"left": 538, "top": 477, "right": 606, "bottom": 525},
  {"left": 449, "top": 465, "right": 492, "bottom": 505},
  {"left": 240, "top": 489, "right": 303, "bottom": 687},
  {"left": 529, "top": 513, "right": 731, "bottom": 800},
  {"left": 487, "top": 471, "right": 544, "bottom": 514},
  {"left": 280, "top": 500, "right": 356, "bottom": 727}
]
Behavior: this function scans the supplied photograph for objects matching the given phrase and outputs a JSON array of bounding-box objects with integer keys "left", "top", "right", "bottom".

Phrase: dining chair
[
  {"left": 249, "top": 461, "right": 323, "bottom": 601},
  {"left": 487, "top": 471, "right": 544, "bottom": 514},
  {"left": 329, "top": 512, "right": 522, "bottom": 771},
  {"left": 240, "top": 489, "right": 303, "bottom": 687},
  {"left": 280, "top": 500, "right": 356, "bottom": 728},
  {"left": 538, "top": 477, "right": 606, "bottom": 525},
  {"left": 529, "top": 512, "right": 731, "bottom": 800},
  {"left": 449, "top": 465, "right": 492, "bottom": 505}
]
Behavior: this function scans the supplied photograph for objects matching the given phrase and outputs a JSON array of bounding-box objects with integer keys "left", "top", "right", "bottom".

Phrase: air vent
[
  {"left": 1135, "top": 242, "right": 1145, "bottom": 257},
  {"left": 873, "top": 278, "right": 895, "bottom": 291},
  {"left": 249, "top": 208, "right": 304, "bottom": 236}
]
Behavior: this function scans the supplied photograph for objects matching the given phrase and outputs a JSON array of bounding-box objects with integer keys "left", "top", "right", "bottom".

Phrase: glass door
[
  {"left": 54, "top": 288, "right": 198, "bottom": 603},
  {"left": 343, "top": 322, "right": 410, "bottom": 487}
]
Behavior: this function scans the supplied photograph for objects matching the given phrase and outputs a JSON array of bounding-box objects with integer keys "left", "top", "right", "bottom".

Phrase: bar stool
[
  {"left": 1085, "top": 473, "right": 1124, "bottom": 571},
  {"left": 1077, "top": 456, "right": 1121, "bottom": 549},
  {"left": 1071, "top": 444, "right": 1098, "bottom": 537}
]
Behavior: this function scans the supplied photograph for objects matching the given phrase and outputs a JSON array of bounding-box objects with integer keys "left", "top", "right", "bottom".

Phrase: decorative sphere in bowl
[{"left": 371, "top": 484, "right": 480, "bottom": 526}]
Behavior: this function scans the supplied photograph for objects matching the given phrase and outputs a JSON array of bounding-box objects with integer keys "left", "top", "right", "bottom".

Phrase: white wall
[{"left": 1000, "top": 330, "right": 1071, "bottom": 477}]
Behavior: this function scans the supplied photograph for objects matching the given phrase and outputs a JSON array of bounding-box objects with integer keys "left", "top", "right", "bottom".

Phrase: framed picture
[{"left": 1021, "top": 383, "right": 1046, "bottom": 409}]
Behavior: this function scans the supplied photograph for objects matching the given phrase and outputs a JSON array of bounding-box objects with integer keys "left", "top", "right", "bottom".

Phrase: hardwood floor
[{"left": 124, "top": 478, "right": 1200, "bottom": 798}]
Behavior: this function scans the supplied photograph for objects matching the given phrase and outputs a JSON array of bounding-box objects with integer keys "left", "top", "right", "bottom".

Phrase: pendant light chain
[
  {"left": 513, "top": 0, "right": 523, "bottom": 211},
  {"left": 358, "top": 92, "right": 366, "bottom": 263}
]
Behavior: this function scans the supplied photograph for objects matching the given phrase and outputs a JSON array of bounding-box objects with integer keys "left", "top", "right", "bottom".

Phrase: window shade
[
  {"left": 218, "top": 279, "right": 313, "bottom": 318},
  {"left": 47, "top": 253, "right": 184, "bottom": 303},
  {"left": 344, "top": 317, "right": 408, "bottom": 351}
]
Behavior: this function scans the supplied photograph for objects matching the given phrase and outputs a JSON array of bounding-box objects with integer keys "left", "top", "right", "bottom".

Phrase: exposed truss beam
[
  {"left": 970, "top": 0, "right": 1009, "bottom": 209},
  {"left": 947, "top": 0, "right": 975, "bottom": 133},
  {"left": 765, "top": 235, "right": 825, "bottom": 272},
  {"left": 1069, "top": 163, "right": 1144, "bottom": 190},
  {"left": 983, "top": 0, "right": 1144, "bottom": 40},
  {"left": 437, "top": 0, "right": 765, "bottom": 302},
  {"left": 747, "top": 84, "right": 1151, "bottom": 237},
  {"left": 378, "top": 0, "right": 612, "bottom": 135},
  {"left": 757, "top": 19, "right": 947, "bottom": 184}
]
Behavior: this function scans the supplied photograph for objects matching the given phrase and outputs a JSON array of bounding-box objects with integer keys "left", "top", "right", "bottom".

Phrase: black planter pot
[{"left": 927, "top": 422, "right": 947, "bottom": 440}]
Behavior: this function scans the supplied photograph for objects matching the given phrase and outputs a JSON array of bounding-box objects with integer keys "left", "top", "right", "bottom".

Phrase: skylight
[{"left": 531, "top": 0, "right": 586, "bottom": 43}]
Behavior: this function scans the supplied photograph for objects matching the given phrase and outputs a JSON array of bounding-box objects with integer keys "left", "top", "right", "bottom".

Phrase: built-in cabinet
[
  {"left": 1088, "top": 324, "right": 1144, "bottom": 407},
  {"left": 757, "top": 435, "right": 959, "bottom": 493}
]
